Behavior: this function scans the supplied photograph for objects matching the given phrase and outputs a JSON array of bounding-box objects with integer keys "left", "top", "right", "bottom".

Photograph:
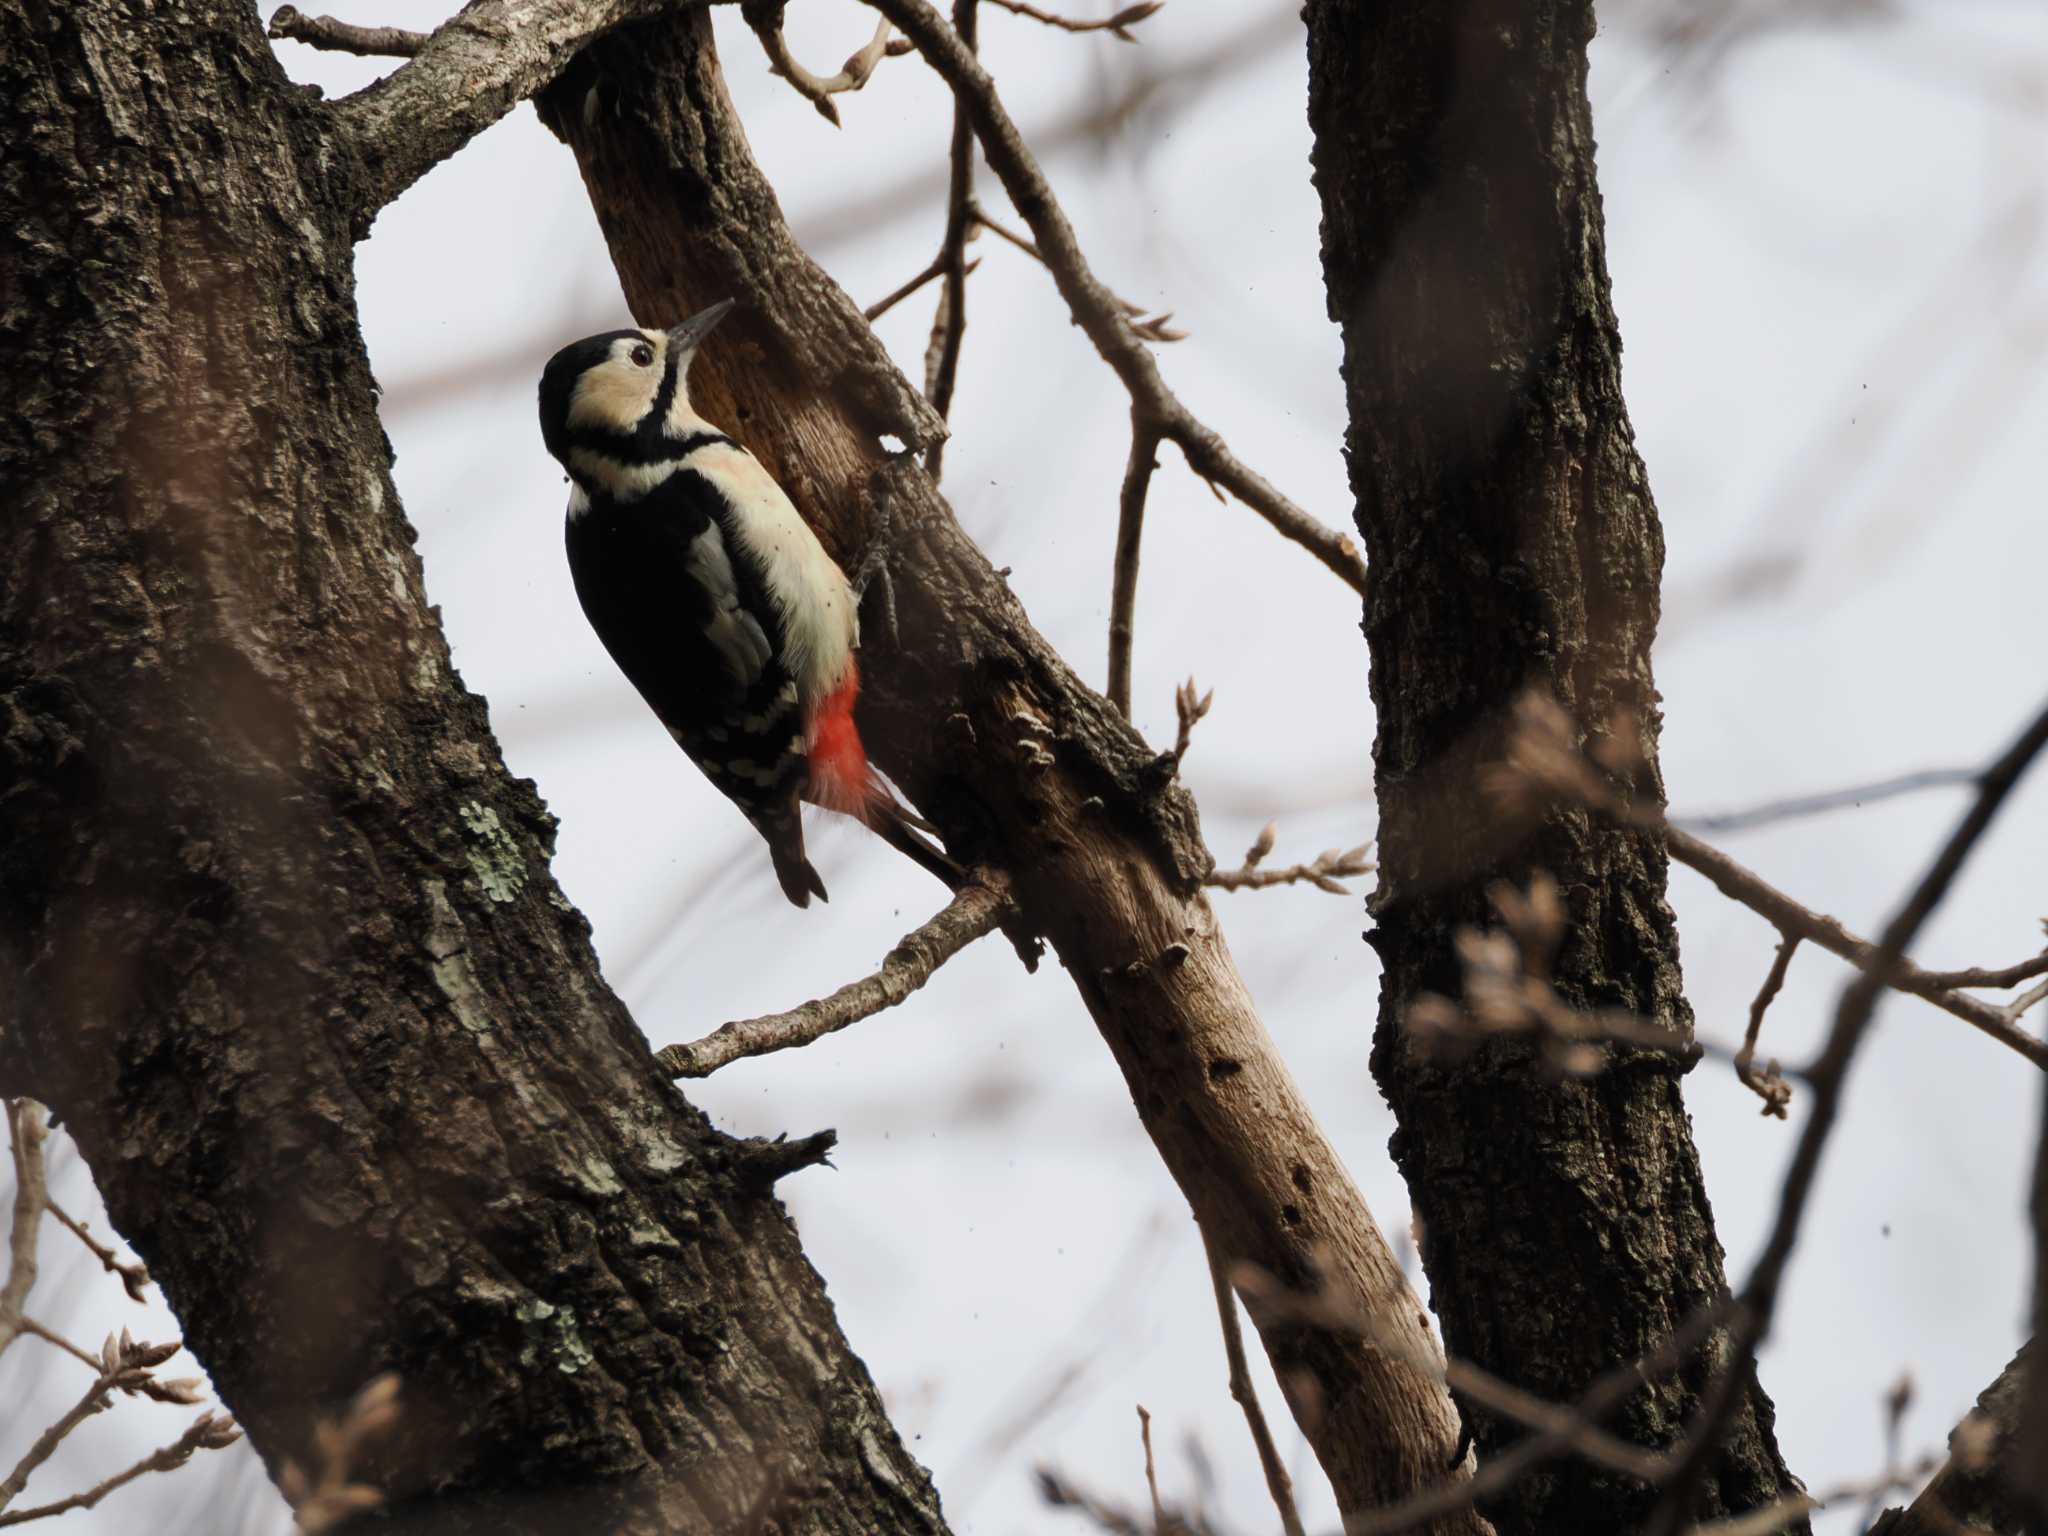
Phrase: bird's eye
[{"left": 630, "top": 343, "right": 655, "bottom": 367}]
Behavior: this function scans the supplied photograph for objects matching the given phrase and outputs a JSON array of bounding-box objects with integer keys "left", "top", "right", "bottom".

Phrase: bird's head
[{"left": 537, "top": 299, "right": 736, "bottom": 486}]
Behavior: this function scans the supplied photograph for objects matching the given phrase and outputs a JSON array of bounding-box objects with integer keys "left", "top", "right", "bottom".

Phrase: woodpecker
[{"left": 537, "top": 299, "right": 951, "bottom": 907}]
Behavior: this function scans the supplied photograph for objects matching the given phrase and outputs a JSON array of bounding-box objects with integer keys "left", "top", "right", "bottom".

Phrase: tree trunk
[
  {"left": 0, "top": 4, "right": 945, "bottom": 1531},
  {"left": 533, "top": 10, "right": 1486, "bottom": 1526},
  {"left": 1302, "top": 3, "right": 1807, "bottom": 1530}
]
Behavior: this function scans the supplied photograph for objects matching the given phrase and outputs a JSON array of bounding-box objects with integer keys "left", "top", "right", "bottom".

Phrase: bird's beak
[{"left": 667, "top": 298, "right": 736, "bottom": 355}]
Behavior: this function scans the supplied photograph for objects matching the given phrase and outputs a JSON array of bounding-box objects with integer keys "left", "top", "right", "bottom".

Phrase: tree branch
[
  {"left": 1203, "top": 1233, "right": 1304, "bottom": 1536},
  {"left": 741, "top": 5, "right": 899, "bottom": 127},
  {"left": 985, "top": 0, "right": 1163, "bottom": 41},
  {"left": 1666, "top": 825, "right": 2048, "bottom": 1071},
  {"left": 864, "top": 0, "right": 1370, "bottom": 599},
  {"left": 0, "top": 1101, "right": 47, "bottom": 1365},
  {"left": 326, "top": 0, "right": 695, "bottom": 221},
  {"left": 1106, "top": 417, "right": 1161, "bottom": 718},
  {"left": 0, "top": 1412, "right": 239, "bottom": 1529},
  {"left": 1648, "top": 693, "right": 2048, "bottom": 1533},
  {"left": 1869, "top": 1339, "right": 2032, "bottom": 1536},
  {"left": 920, "top": 0, "right": 979, "bottom": 480},
  {"left": 267, "top": 6, "right": 427, "bottom": 57},
  {"left": 655, "top": 874, "right": 1017, "bottom": 1077}
]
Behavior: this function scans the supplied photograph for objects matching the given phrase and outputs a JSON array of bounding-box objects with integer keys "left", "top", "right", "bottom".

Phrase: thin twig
[
  {"left": 280, "top": 1373, "right": 401, "bottom": 1535},
  {"left": 266, "top": 5, "right": 427, "bottom": 56},
  {"left": 1207, "top": 826, "right": 1371, "bottom": 896},
  {"left": 0, "top": 1413, "right": 240, "bottom": 1528},
  {"left": 1681, "top": 1456, "right": 1942, "bottom": 1536},
  {"left": 44, "top": 1199, "right": 149, "bottom": 1304},
  {"left": 18, "top": 1319, "right": 102, "bottom": 1372},
  {"left": 1170, "top": 677, "right": 1211, "bottom": 767},
  {"left": 0, "top": 1101, "right": 48, "bottom": 1364},
  {"left": 921, "top": 0, "right": 980, "bottom": 478},
  {"left": 1646, "top": 694, "right": 2048, "bottom": 1535},
  {"left": 1913, "top": 950, "right": 2048, "bottom": 990},
  {"left": 865, "top": 252, "right": 976, "bottom": 322},
  {"left": 1135, "top": 1406, "right": 1167, "bottom": 1531},
  {"left": 866, "top": 0, "right": 1370, "bottom": 598},
  {"left": 1106, "top": 419, "right": 1162, "bottom": 717},
  {"left": 655, "top": 873, "right": 1018, "bottom": 1077},
  {"left": 1670, "top": 766, "right": 1978, "bottom": 836},
  {"left": 1666, "top": 826, "right": 2048, "bottom": 1071},
  {"left": 1734, "top": 936, "right": 1800, "bottom": 1118},
  {"left": 742, "top": 6, "right": 898, "bottom": 127},
  {"left": 985, "top": 0, "right": 1164, "bottom": 42},
  {"left": 1203, "top": 1234, "right": 1304, "bottom": 1536},
  {"left": 972, "top": 209, "right": 1180, "bottom": 335},
  {"left": 1337, "top": 1301, "right": 1735, "bottom": 1536}
]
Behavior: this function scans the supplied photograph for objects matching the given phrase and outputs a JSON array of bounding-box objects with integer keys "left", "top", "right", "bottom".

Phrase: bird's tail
[
  {"left": 762, "top": 807, "right": 829, "bottom": 909},
  {"left": 805, "top": 666, "right": 963, "bottom": 892}
]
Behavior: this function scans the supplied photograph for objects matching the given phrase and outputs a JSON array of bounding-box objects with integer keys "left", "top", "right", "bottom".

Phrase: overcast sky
[{"left": 10, "top": 1, "right": 2048, "bottom": 1531}]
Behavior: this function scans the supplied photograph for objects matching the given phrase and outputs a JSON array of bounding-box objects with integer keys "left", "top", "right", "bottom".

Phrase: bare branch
[
  {"left": 1490, "top": 692, "right": 2048, "bottom": 1071},
  {"left": 865, "top": 252, "right": 975, "bottom": 322},
  {"left": 1336, "top": 1301, "right": 1736, "bottom": 1536},
  {"left": 1671, "top": 766, "right": 1978, "bottom": 836},
  {"left": 1207, "top": 830, "right": 1371, "bottom": 896},
  {"left": 44, "top": 1199, "right": 149, "bottom": 1305},
  {"left": 985, "top": 0, "right": 1163, "bottom": 41},
  {"left": 0, "top": 1333, "right": 192, "bottom": 1514},
  {"left": 742, "top": 6, "right": 897, "bottom": 127},
  {"left": 1647, "top": 693, "right": 2048, "bottom": 1534},
  {"left": 866, "top": 0, "right": 1370, "bottom": 599},
  {"left": 1106, "top": 420, "right": 1162, "bottom": 717},
  {"left": 972, "top": 209, "right": 1184, "bottom": 337},
  {"left": 1914, "top": 948, "right": 2048, "bottom": 991},
  {"left": 0, "top": 1413, "right": 240, "bottom": 1529},
  {"left": 1203, "top": 1235, "right": 1304, "bottom": 1536},
  {"left": 328, "top": 0, "right": 693, "bottom": 218},
  {"left": 1667, "top": 825, "right": 2048, "bottom": 1072},
  {"left": 1734, "top": 936, "right": 1799, "bottom": 1119},
  {"left": 1134, "top": 1406, "right": 1168, "bottom": 1532},
  {"left": 0, "top": 1101, "right": 48, "bottom": 1365},
  {"left": 921, "top": 0, "right": 979, "bottom": 478},
  {"left": 655, "top": 872, "right": 1018, "bottom": 1077},
  {"left": 267, "top": 6, "right": 427, "bottom": 56}
]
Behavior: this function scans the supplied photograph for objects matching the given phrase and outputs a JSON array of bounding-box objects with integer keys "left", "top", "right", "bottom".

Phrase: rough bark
[
  {"left": 0, "top": 3, "right": 946, "bottom": 1531},
  {"left": 535, "top": 13, "right": 1485, "bottom": 1526},
  {"left": 1302, "top": 3, "right": 1805, "bottom": 1531}
]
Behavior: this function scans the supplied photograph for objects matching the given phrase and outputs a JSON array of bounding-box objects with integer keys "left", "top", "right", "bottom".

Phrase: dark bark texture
[
  {"left": 534, "top": 12, "right": 1487, "bottom": 1525},
  {"left": 1302, "top": 3, "right": 1806, "bottom": 1531},
  {"left": 0, "top": 3, "right": 947, "bottom": 1531}
]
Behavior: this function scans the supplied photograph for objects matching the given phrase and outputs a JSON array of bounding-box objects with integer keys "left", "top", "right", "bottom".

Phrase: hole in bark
[
  {"left": 1207, "top": 1058, "right": 1242, "bottom": 1082},
  {"left": 1281, "top": 1203, "right": 1302, "bottom": 1226},
  {"left": 1291, "top": 1164, "right": 1311, "bottom": 1195}
]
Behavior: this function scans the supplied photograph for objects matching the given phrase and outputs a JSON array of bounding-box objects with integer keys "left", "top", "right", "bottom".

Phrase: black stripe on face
[
  {"left": 647, "top": 337, "right": 682, "bottom": 428},
  {"left": 563, "top": 427, "right": 734, "bottom": 466}
]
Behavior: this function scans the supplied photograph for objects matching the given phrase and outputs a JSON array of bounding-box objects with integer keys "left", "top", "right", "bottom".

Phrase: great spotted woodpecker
[{"left": 537, "top": 300, "right": 951, "bottom": 907}]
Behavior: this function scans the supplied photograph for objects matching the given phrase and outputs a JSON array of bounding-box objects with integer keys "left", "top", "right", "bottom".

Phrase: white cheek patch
[
  {"left": 565, "top": 336, "right": 666, "bottom": 434},
  {"left": 687, "top": 443, "right": 858, "bottom": 704}
]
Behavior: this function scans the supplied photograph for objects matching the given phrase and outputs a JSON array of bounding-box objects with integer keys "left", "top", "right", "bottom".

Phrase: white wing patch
[
  {"left": 685, "top": 442, "right": 857, "bottom": 704},
  {"left": 685, "top": 522, "right": 775, "bottom": 687}
]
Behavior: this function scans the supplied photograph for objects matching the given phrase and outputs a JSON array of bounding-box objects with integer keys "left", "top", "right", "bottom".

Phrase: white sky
[{"left": 7, "top": 1, "right": 2046, "bottom": 1531}]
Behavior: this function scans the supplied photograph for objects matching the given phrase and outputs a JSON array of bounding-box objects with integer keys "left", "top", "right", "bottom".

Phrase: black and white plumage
[{"left": 537, "top": 300, "right": 950, "bottom": 907}]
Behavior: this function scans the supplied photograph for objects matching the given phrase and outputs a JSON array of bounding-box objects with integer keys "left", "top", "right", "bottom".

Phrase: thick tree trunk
[
  {"left": 533, "top": 11, "right": 1485, "bottom": 1526},
  {"left": 1302, "top": 3, "right": 1806, "bottom": 1531},
  {"left": 0, "top": 4, "right": 945, "bottom": 1531}
]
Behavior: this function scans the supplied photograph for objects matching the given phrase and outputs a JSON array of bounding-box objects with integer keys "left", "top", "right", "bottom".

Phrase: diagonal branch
[
  {"left": 1647, "top": 693, "right": 2048, "bottom": 1534},
  {"left": 325, "top": 0, "right": 699, "bottom": 221},
  {"left": 865, "top": 0, "right": 1371, "bottom": 600},
  {"left": 1203, "top": 1233, "right": 1304, "bottom": 1536},
  {"left": 654, "top": 873, "right": 1017, "bottom": 1077},
  {"left": 920, "top": 0, "right": 980, "bottom": 479},
  {"left": 1666, "top": 826, "right": 2048, "bottom": 1071}
]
